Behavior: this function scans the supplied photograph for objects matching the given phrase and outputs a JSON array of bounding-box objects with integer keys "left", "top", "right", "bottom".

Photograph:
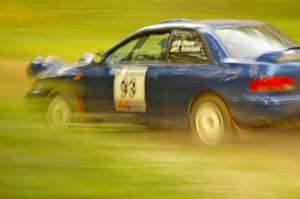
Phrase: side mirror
[
  {"left": 79, "top": 52, "right": 103, "bottom": 64},
  {"left": 93, "top": 51, "right": 103, "bottom": 64}
]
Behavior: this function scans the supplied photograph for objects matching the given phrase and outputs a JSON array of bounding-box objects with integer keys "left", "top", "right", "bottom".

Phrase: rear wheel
[{"left": 190, "top": 94, "right": 234, "bottom": 145}]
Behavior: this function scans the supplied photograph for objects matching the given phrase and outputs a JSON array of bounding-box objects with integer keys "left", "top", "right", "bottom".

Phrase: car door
[
  {"left": 162, "top": 28, "right": 215, "bottom": 126},
  {"left": 82, "top": 37, "right": 140, "bottom": 114},
  {"left": 85, "top": 31, "right": 171, "bottom": 122}
]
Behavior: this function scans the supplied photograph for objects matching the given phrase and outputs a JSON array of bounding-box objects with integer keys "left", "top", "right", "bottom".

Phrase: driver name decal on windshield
[{"left": 114, "top": 66, "right": 147, "bottom": 112}]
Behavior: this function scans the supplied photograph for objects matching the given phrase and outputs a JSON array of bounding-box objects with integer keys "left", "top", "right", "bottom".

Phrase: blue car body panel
[{"left": 25, "top": 19, "right": 300, "bottom": 128}]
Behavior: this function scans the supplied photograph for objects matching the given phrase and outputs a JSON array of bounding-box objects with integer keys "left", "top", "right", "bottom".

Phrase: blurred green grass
[{"left": 2, "top": 1, "right": 300, "bottom": 198}]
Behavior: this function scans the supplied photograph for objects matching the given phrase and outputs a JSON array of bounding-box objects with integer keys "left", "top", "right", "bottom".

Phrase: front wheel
[
  {"left": 46, "top": 93, "right": 77, "bottom": 129},
  {"left": 190, "top": 94, "right": 234, "bottom": 145}
]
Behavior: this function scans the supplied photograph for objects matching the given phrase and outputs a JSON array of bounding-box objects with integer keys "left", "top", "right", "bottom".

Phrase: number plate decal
[{"left": 114, "top": 66, "right": 147, "bottom": 112}]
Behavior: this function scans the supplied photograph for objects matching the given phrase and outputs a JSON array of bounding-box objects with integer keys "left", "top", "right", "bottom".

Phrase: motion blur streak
[{"left": 1, "top": 0, "right": 300, "bottom": 198}]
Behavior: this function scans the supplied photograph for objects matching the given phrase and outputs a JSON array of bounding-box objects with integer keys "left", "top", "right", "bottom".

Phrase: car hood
[
  {"left": 36, "top": 62, "right": 90, "bottom": 79},
  {"left": 28, "top": 52, "right": 97, "bottom": 79}
]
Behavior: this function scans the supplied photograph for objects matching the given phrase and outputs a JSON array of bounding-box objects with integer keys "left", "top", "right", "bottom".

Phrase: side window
[
  {"left": 104, "top": 37, "right": 139, "bottom": 65},
  {"left": 168, "top": 29, "right": 209, "bottom": 64},
  {"left": 131, "top": 32, "right": 170, "bottom": 63}
]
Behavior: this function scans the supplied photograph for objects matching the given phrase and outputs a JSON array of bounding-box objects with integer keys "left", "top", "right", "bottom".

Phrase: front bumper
[{"left": 23, "top": 91, "right": 49, "bottom": 112}]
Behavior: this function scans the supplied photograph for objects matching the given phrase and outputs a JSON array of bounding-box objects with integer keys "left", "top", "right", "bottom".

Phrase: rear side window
[{"left": 168, "top": 29, "right": 209, "bottom": 64}]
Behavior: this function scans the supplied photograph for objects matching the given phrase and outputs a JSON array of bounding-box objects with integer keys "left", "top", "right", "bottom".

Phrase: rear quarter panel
[{"left": 162, "top": 61, "right": 262, "bottom": 127}]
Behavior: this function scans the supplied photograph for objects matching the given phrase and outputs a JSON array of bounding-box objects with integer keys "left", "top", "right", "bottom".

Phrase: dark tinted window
[{"left": 168, "top": 29, "right": 209, "bottom": 63}]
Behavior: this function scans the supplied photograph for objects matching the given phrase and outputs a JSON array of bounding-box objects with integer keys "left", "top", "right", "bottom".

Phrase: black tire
[{"left": 190, "top": 94, "right": 234, "bottom": 145}]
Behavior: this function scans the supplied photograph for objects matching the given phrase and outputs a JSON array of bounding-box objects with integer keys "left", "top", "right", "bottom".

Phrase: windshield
[{"left": 214, "top": 25, "right": 295, "bottom": 59}]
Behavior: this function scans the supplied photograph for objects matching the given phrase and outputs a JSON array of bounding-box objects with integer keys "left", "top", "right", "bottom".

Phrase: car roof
[
  {"left": 102, "top": 19, "right": 265, "bottom": 59},
  {"left": 193, "top": 19, "right": 265, "bottom": 28},
  {"left": 139, "top": 19, "right": 265, "bottom": 32}
]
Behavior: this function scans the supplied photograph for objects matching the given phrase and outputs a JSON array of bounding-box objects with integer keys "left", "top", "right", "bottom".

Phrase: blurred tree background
[{"left": 1, "top": 0, "right": 300, "bottom": 60}]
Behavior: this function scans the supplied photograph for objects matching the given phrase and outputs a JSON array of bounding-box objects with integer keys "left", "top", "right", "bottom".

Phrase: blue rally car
[{"left": 25, "top": 19, "right": 300, "bottom": 145}]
